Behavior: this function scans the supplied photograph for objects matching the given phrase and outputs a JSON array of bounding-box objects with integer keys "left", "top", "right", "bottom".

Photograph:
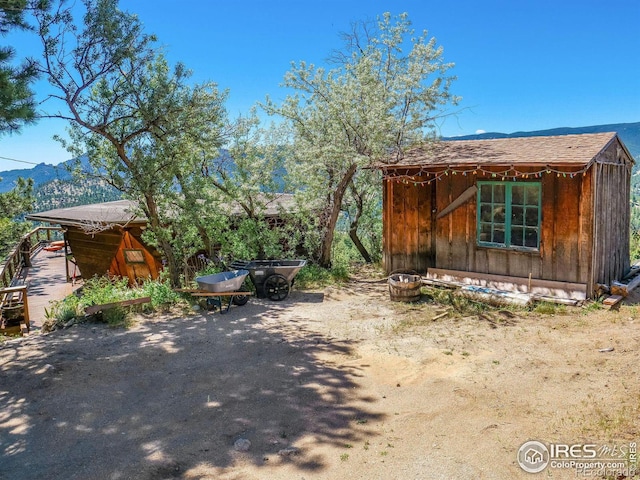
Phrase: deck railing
[
  {"left": 0, "top": 226, "right": 62, "bottom": 334},
  {"left": 0, "top": 226, "right": 63, "bottom": 289}
]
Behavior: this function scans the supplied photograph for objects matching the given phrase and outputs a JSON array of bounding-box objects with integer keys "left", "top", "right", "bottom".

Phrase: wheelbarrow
[
  {"left": 177, "top": 269, "right": 252, "bottom": 313},
  {"left": 228, "top": 260, "right": 307, "bottom": 301}
]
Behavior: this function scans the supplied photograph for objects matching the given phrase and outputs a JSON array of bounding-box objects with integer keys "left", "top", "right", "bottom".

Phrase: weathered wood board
[{"left": 426, "top": 267, "right": 587, "bottom": 300}]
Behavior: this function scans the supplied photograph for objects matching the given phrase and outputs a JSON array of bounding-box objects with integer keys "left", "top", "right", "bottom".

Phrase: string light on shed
[{"left": 382, "top": 163, "right": 593, "bottom": 186}]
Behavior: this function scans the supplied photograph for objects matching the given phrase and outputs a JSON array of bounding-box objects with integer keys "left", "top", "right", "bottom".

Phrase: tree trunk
[
  {"left": 317, "top": 163, "right": 358, "bottom": 268},
  {"left": 347, "top": 178, "right": 373, "bottom": 263},
  {"left": 158, "top": 235, "right": 181, "bottom": 287},
  {"left": 144, "top": 193, "right": 181, "bottom": 288},
  {"left": 349, "top": 225, "right": 372, "bottom": 263},
  {"left": 348, "top": 205, "right": 372, "bottom": 264}
]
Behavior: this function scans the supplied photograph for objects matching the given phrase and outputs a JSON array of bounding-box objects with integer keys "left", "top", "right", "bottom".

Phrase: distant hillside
[
  {"left": 34, "top": 177, "right": 121, "bottom": 212},
  {"left": 0, "top": 155, "right": 121, "bottom": 213},
  {"left": 0, "top": 156, "right": 91, "bottom": 194},
  {"left": 0, "top": 162, "right": 71, "bottom": 193},
  {"left": 445, "top": 121, "right": 640, "bottom": 161}
]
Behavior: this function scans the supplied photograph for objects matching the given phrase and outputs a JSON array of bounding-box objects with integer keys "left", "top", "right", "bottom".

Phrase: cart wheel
[
  {"left": 264, "top": 274, "right": 290, "bottom": 301},
  {"left": 232, "top": 294, "right": 250, "bottom": 306}
]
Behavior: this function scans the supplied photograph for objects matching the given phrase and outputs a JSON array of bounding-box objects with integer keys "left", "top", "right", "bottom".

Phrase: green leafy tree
[
  {"left": 205, "top": 114, "right": 291, "bottom": 259},
  {"left": 34, "top": 0, "right": 229, "bottom": 286},
  {"left": 166, "top": 111, "right": 294, "bottom": 262},
  {"left": 0, "top": 176, "right": 34, "bottom": 257},
  {"left": 0, "top": 175, "right": 32, "bottom": 215},
  {"left": 264, "top": 12, "right": 458, "bottom": 267},
  {"left": 0, "top": 1, "right": 40, "bottom": 257},
  {"left": 0, "top": 0, "right": 48, "bottom": 134},
  {"left": 342, "top": 169, "right": 383, "bottom": 263}
]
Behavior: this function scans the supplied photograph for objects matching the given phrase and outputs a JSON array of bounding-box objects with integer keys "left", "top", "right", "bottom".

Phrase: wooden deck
[{"left": 23, "top": 249, "right": 81, "bottom": 331}]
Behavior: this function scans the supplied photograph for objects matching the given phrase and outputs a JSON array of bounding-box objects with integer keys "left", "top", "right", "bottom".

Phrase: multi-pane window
[{"left": 477, "top": 182, "right": 541, "bottom": 249}]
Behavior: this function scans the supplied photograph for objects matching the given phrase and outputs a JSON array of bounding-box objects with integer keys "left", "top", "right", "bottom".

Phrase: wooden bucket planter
[{"left": 388, "top": 272, "right": 422, "bottom": 302}]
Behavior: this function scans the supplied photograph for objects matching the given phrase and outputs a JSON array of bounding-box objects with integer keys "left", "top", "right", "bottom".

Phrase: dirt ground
[{"left": 1, "top": 275, "right": 640, "bottom": 480}]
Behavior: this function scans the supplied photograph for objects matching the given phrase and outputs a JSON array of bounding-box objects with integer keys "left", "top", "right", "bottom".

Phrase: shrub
[
  {"left": 141, "top": 278, "right": 180, "bottom": 309},
  {"left": 43, "top": 275, "right": 186, "bottom": 330},
  {"left": 295, "top": 264, "right": 333, "bottom": 288},
  {"left": 330, "top": 264, "right": 350, "bottom": 282},
  {"left": 102, "top": 307, "right": 128, "bottom": 328},
  {"left": 79, "top": 276, "right": 132, "bottom": 307},
  {"left": 44, "top": 294, "right": 82, "bottom": 324}
]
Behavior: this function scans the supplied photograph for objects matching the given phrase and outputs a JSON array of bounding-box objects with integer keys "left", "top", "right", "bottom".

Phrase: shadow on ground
[{"left": 0, "top": 294, "right": 384, "bottom": 479}]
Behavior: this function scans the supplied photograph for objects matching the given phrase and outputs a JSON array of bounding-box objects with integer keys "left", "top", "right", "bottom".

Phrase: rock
[
  {"left": 233, "top": 438, "right": 251, "bottom": 452},
  {"left": 278, "top": 446, "right": 300, "bottom": 457},
  {"left": 63, "top": 318, "right": 76, "bottom": 329}
]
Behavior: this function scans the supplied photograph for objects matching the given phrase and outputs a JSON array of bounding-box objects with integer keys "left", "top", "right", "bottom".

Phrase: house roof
[
  {"left": 26, "top": 193, "right": 298, "bottom": 228},
  {"left": 226, "top": 193, "right": 297, "bottom": 216},
  {"left": 379, "top": 132, "right": 628, "bottom": 169},
  {"left": 26, "top": 200, "right": 144, "bottom": 228}
]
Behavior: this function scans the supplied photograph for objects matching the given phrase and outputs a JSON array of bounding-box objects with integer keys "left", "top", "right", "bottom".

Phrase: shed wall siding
[
  {"left": 383, "top": 177, "right": 435, "bottom": 272},
  {"left": 66, "top": 226, "right": 162, "bottom": 283},
  {"left": 383, "top": 167, "right": 596, "bottom": 286},
  {"left": 66, "top": 227, "right": 122, "bottom": 279},
  {"left": 591, "top": 141, "right": 632, "bottom": 288}
]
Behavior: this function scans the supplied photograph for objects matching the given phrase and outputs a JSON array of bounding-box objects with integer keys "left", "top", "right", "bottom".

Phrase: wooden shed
[
  {"left": 26, "top": 200, "right": 162, "bottom": 284},
  {"left": 378, "top": 132, "right": 634, "bottom": 299}
]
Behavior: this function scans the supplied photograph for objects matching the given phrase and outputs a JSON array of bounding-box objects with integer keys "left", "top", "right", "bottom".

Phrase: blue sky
[{"left": 1, "top": 0, "right": 639, "bottom": 171}]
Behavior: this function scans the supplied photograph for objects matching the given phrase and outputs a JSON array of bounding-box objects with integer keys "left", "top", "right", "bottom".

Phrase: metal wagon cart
[{"left": 229, "top": 259, "right": 307, "bottom": 301}]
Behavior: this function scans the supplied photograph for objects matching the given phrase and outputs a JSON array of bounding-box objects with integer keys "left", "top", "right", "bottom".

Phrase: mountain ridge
[
  {"left": 0, "top": 155, "right": 89, "bottom": 194},
  {"left": 443, "top": 121, "right": 640, "bottom": 160}
]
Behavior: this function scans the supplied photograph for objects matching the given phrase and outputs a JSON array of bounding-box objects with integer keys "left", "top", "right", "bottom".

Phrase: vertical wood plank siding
[
  {"left": 591, "top": 142, "right": 631, "bottom": 290},
  {"left": 384, "top": 168, "right": 594, "bottom": 283},
  {"left": 382, "top": 139, "right": 632, "bottom": 296},
  {"left": 382, "top": 172, "right": 434, "bottom": 272},
  {"left": 109, "top": 230, "right": 161, "bottom": 283}
]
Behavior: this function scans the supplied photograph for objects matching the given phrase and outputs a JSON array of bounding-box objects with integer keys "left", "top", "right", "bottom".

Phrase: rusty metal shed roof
[{"left": 380, "top": 132, "right": 627, "bottom": 169}]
